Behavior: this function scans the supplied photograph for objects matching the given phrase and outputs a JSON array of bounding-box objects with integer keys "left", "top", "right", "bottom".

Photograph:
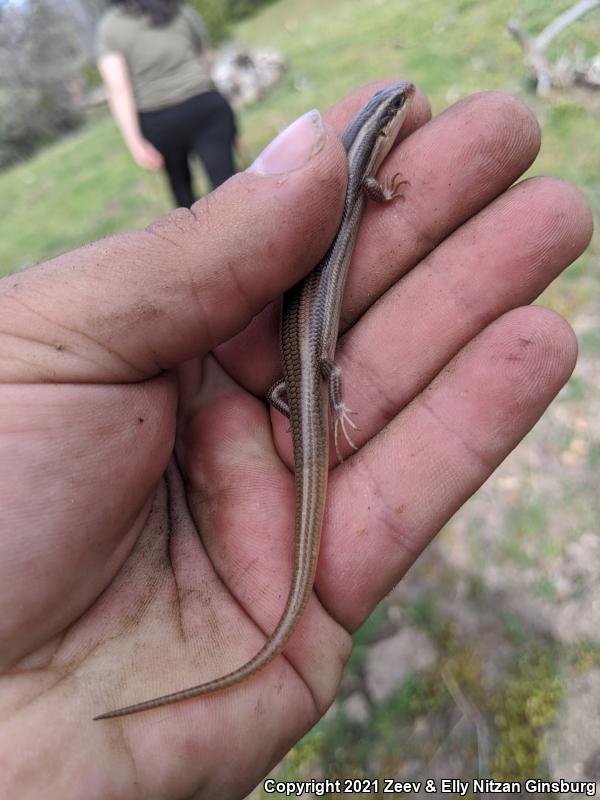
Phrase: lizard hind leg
[
  {"left": 267, "top": 378, "right": 290, "bottom": 419},
  {"left": 363, "top": 172, "right": 410, "bottom": 203},
  {"left": 267, "top": 378, "right": 292, "bottom": 434},
  {"left": 321, "top": 357, "right": 359, "bottom": 463}
]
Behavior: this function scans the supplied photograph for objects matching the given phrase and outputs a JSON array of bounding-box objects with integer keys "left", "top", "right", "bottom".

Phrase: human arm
[
  {"left": 0, "top": 82, "right": 592, "bottom": 799},
  {"left": 98, "top": 52, "right": 164, "bottom": 171}
]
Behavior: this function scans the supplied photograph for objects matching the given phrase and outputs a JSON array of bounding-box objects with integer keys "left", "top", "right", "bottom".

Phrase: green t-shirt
[{"left": 96, "top": 4, "right": 214, "bottom": 112}]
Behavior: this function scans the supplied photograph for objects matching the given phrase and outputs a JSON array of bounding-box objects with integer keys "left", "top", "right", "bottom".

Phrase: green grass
[
  {"left": 1, "top": 0, "right": 598, "bottom": 289},
  {"left": 0, "top": 113, "right": 171, "bottom": 273},
  {"left": 491, "top": 649, "right": 563, "bottom": 781}
]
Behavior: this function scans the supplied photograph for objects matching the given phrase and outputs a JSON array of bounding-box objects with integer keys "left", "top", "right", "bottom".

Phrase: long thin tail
[
  {"left": 94, "top": 458, "right": 328, "bottom": 720},
  {"left": 95, "top": 587, "right": 312, "bottom": 720}
]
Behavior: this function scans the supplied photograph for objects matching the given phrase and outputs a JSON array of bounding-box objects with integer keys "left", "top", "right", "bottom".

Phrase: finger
[
  {"left": 340, "top": 90, "right": 543, "bottom": 320},
  {"left": 217, "top": 91, "right": 542, "bottom": 394},
  {"left": 317, "top": 306, "right": 578, "bottom": 629},
  {"left": 0, "top": 110, "right": 348, "bottom": 383},
  {"left": 323, "top": 177, "right": 592, "bottom": 458}
]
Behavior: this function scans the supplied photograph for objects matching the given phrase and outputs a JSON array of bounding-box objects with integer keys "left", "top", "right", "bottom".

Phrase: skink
[{"left": 95, "top": 81, "right": 415, "bottom": 720}]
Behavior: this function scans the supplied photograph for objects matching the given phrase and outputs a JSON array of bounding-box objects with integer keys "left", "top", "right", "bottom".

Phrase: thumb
[{"left": 0, "top": 109, "right": 347, "bottom": 383}]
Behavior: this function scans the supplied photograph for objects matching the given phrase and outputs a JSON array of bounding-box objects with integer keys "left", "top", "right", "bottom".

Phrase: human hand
[
  {"left": 129, "top": 136, "right": 164, "bottom": 170},
  {"left": 0, "top": 82, "right": 591, "bottom": 799}
]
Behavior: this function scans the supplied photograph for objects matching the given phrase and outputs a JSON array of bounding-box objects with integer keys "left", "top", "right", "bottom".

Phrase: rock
[
  {"left": 547, "top": 669, "right": 600, "bottom": 788},
  {"left": 365, "top": 627, "right": 436, "bottom": 702},
  {"left": 343, "top": 692, "right": 370, "bottom": 723},
  {"left": 212, "top": 45, "right": 286, "bottom": 107}
]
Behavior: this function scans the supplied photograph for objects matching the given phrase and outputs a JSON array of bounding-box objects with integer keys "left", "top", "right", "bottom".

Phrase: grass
[
  {"left": 0, "top": 112, "right": 171, "bottom": 273},
  {"left": 1, "top": 0, "right": 598, "bottom": 287},
  {"left": 1, "top": 0, "right": 599, "bottom": 793},
  {"left": 491, "top": 649, "right": 564, "bottom": 781}
]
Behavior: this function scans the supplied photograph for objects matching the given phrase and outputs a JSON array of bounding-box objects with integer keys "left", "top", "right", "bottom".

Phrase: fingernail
[{"left": 248, "top": 109, "right": 325, "bottom": 175}]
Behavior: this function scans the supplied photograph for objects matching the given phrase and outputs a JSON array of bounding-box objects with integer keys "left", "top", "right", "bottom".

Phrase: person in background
[{"left": 97, "top": 0, "right": 237, "bottom": 208}]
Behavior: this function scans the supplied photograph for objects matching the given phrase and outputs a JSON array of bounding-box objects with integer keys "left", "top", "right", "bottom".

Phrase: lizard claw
[{"left": 333, "top": 406, "right": 360, "bottom": 463}]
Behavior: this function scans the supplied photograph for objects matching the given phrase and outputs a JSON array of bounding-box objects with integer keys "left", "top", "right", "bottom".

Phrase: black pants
[{"left": 139, "top": 91, "right": 237, "bottom": 208}]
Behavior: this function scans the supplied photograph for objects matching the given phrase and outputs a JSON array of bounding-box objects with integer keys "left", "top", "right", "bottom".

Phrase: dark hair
[{"left": 109, "top": 0, "right": 184, "bottom": 26}]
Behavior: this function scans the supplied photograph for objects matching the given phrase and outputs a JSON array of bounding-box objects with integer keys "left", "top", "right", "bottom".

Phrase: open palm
[{"left": 0, "top": 83, "right": 591, "bottom": 799}]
